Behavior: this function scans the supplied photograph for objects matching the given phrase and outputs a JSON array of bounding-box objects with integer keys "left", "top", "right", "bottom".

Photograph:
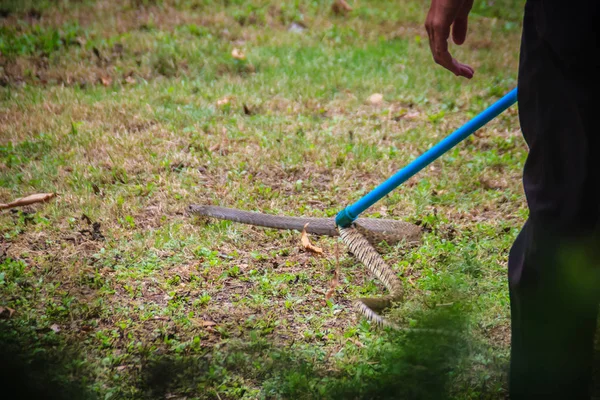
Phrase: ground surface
[{"left": 1, "top": 1, "right": 532, "bottom": 399}]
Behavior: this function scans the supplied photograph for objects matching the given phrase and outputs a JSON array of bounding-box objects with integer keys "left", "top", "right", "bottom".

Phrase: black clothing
[{"left": 509, "top": 1, "right": 600, "bottom": 398}]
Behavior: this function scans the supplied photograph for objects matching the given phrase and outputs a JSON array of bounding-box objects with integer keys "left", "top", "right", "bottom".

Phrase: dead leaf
[
  {"left": 288, "top": 21, "right": 307, "bottom": 33},
  {"left": 194, "top": 319, "right": 216, "bottom": 327},
  {"left": 480, "top": 177, "right": 507, "bottom": 190},
  {"left": 332, "top": 0, "right": 353, "bottom": 15},
  {"left": 231, "top": 48, "right": 246, "bottom": 60},
  {"left": 100, "top": 75, "right": 112, "bottom": 86},
  {"left": 0, "top": 193, "right": 55, "bottom": 210},
  {"left": 347, "top": 338, "right": 364, "bottom": 347},
  {"left": 216, "top": 97, "right": 230, "bottom": 106},
  {"left": 404, "top": 110, "right": 420, "bottom": 119},
  {"left": 301, "top": 223, "right": 323, "bottom": 254},
  {"left": 50, "top": 324, "right": 61, "bottom": 333},
  {"left": 124, "top": 75, "right": 136, "bottom": 84},
  {"left": 0, "top": 307, "right": 15, "bottom": 319},
  {"left": 367, "top": 93, "right": 383, "bottom": 105}
]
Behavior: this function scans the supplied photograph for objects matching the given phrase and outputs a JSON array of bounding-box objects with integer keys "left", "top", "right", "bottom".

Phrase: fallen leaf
[
  {"left": 100, "top": 75, "right": 112, "bottom": 86},
  {"left": 301, "top": 223, "right": 323, "bottom": 254},
  {"left": 404, "top": 110, "right": 420, "bottom": 119},
  {"left": 348, "top": 338, "right": 364, "bottom": 347},
  {"left": 116, "top": 365, "right": 127, "bottom": 371},
  {"left": 367, "top": 93, "right": 383, "bottom": 105},
  {"left": 231, "top": 48, "right": 246, "bottom": 60},
  {"left": 194, "top": 319, "right": 216, "bottom": 327},
  {"left": 50, "top": 324, "right": 61, "bottom": 333},
  {"left": 480, "top": 177, "right": 506, "bottom": 190},
  {"left": 0, "top": 307, "right": 15, "bottom": 319},
  {"left": 0, "top": 193, "right": 55, "bottom": 210},
  {"left": 288, "top": 21, "right": 307, "bottom": 33},
  {"left": 216, "top": 97, "right": 230, "bottom": 106},
  {"left": 332, "top": 0, "right": 353, "bottom": 15},
  {"left": 125, "top": 75, "right": 136, "bottom": 84}
]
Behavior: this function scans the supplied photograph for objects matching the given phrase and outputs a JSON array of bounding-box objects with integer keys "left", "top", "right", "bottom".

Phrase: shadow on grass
[
  {"left": 0, "top": 305, "right": 517, "bottom": 399},
  {"left": 0, "top": 321, "right": 93, "bottom": 400},
  {"left": 138, "top": 308, "right": 474, "bottom": 400}
]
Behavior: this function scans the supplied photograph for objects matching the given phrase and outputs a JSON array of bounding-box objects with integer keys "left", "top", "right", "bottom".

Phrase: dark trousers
[{"left": 509, "top": 1, "right": 600, "bottom": 398}]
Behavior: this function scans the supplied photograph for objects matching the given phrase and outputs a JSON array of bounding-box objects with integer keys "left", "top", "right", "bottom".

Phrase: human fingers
[{"left": 430, "top": 29, "right": 473, "bottom": 78}]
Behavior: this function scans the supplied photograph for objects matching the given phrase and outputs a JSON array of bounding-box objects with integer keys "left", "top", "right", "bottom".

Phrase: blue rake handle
[{"left": 335, "top": 87, "right": 518, "bottom": 228}]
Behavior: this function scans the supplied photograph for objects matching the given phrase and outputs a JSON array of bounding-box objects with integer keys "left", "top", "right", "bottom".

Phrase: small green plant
[
  {"left": 0, "top": 258, "right": 27, "bottom": 286},
  {"left": 195, "top": 292, "right": 211, "bottom": 307},
  {"left": 226, "top": 265, "right": 241, "bottom": 278},
  {"left": 119, "top": 215, "right": 135, "bottom": 228},
  {"left": 428, "top": 109, "right": 446, "bottom": 124}
]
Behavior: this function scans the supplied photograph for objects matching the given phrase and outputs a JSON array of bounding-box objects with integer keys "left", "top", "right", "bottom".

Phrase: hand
[{"left": 425, "top": 0, "right": 474, "bottom": 79}]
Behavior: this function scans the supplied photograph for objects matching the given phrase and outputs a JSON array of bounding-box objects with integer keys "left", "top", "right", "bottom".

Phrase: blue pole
[{"left": 335, "top": 87, "right": 518, "bottom": 228}]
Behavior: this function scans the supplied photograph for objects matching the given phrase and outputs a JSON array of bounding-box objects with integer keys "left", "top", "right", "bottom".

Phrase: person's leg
[
  {"left": 509, "top": 226, "right": 599, "bottom": 399},
  {"left": 509, "top": 1, "right": 600, "bottom": 398}
]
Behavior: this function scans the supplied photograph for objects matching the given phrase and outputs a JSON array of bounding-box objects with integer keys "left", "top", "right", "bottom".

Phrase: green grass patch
[{"left": 0, "top": 0, "right": 531, "bottom": 398}]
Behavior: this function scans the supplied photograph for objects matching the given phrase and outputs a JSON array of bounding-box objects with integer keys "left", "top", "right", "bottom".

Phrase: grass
[{"left": 0, "top": 0, "right": 532, "bottom": 398}]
